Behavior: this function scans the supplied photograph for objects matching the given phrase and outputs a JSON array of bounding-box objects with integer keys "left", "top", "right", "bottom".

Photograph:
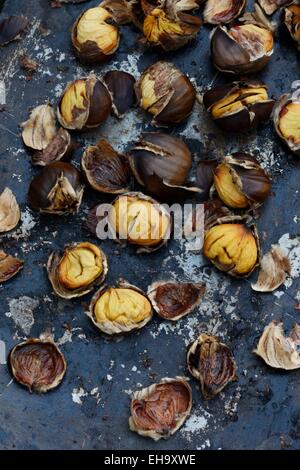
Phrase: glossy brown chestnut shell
[
  {"left": 0, "top": 250, "right": 24, "bottom": 283},
  {"left": 187, "top": 333, "right": 237, "bottom": 400},
  {"left": 47, "top": 242, "right": 108, "bottom": 299},
  {"left": 0, "top": 15, "right": 28, "bottom": 46},
  {"left": 203, "top": 80, "right": 275, "bottom": 132},
  {"left": 28, "top": 162, "right": 84, "bottom": 215},
  {"left": 135, "top": 61, "right": 196, "bottom": 126},
  {"left": 147, "top": 281, "right": 206, "bottom": 321},
  {"left": 104, "top": 70, "right": 136, "bottom": 118},
  {"left": 273, "top": 92, "right": 300, "bottom": 155},
  {"left": 57, "top": 75, "right": 112, "bottom": 131},
  {"left": 9, "top": 338, "right": 67, "bottom": 393},
  {"left": 213, "top": 153, "right": 271, "bottom": 209},
  {"left": 86, "top": 280, "right": 153, "bottom": 336},
  {"left": 204, "top": 0, "right": 246, "bottom": 25},
  {"left": 129, "top": 377, "right": 192, "bottom": 441},
  {"left": 81, "top": 139, "right": 131, "bottom": 194},
  {"left": 129, "top": 132, "right": 200, "bottom": 201}
]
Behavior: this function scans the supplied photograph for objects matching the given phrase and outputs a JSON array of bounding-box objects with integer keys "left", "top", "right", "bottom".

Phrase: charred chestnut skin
[
  {"left": 104, "top": 70, "right": 136, "bottom": 118},
  {"left": 9, "top": 339, "right": 66, "bottom": 393},
  {"left": 28, "top": 162, "right": 84, "bottom": 215}
]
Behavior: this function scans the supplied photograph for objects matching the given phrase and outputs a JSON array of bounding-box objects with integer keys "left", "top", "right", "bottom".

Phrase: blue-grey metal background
[{"left": 0, "top": 0, "right": 300, "bottom": 450}]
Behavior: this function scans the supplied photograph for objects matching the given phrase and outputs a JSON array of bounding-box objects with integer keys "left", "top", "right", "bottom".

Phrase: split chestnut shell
[
  {"left": 104, "top": 70, "right": 136, "bottom": 118},
  {"left": 203, "top": 80, "right": 275, "bottom": 132},
  {"left": 273, "top": 92, "right": 300, "bottom": 155},
  {"left": 0, "top": 187, "right": 20, "bottom": 233},
  {"left": 0, "top": 250, "right": 24, "bottom": 283},
  {"left": 87, "top": 280, "right": 153, "bottom": 335},
  {"left": 129, "top": 377, "right": 192, "bottom": 441},
  {"left": 204, "top": 0, "right": 246, "bottom": 25},
  {"left": 187, "top": 333, "right": 237, "bottom": 399},
  {"left": 284, "top": 4, "right": 300, "bottom": 50},
  {"left": 147, "top": 281, "right": 206, "bottom": 321},
  {"left": 47, "top": 242, "right": 108, "bottom": 299},
  {"left": 9, "top": 338, "right": 66, "bottom": 393}
]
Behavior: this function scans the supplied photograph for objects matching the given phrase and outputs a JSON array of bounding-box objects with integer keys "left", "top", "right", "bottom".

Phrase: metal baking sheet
[{"left": 0, "top": 0, "right": 300, "bottom": 450}]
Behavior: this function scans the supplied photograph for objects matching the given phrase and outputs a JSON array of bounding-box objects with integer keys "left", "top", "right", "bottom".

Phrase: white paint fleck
[
  {"left": 181, "top": 407, "right": 211, "bottom": 442},
  {"left": 72, "top": 387, "right": 88, "bottom": 405},
  {"left": 57, "top": 330, "right": 73, "bottom": 346},
  {"left": 278, "top": 233, "right": 300, "bottom": 286},
  {"left": 107, "top": 374, "right": 113, "bottom": 381},
  {"left": 5, "top": 296, "right": 39, "bottom": 335},
  {"left": 131, "top": 366, "right": 137, "bottom": 372}
]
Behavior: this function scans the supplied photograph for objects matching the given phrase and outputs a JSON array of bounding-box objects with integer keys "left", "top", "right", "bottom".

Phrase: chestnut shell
[{"left": 104, "top": 70, "right": 136, "bottom": 118}]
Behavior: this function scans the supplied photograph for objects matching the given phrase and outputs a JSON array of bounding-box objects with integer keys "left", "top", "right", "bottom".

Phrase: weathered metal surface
[{"left": 0, "top": 0, "right": 300, "bottom": 450}]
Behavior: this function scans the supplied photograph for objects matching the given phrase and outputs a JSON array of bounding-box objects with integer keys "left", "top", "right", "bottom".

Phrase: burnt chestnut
[
  {"left": 129, "top": 133, "right": 200, "bottom": 200},
  {"left": 57, "top": 75, "right": 112, "bottom": 130},
  {"left": 210, "top": 4, "right": 275, "bottom": 74},
  {"left": 81, "top": 139, "right": 131, "bottom": 194},
  {"left": 103, "top": 70, "right": 136, "bottom": 118},
  {"left": 28, "top": 162, "right": 84, "bottom": 215},
  {"left": 203, "top": 80, "right": 274, "bottom": 132},
  {"left": 71, "top": 5, "right": 120, "bottom": 64},
  {"left": 273, "top": 92, "right": 300, "bottom": 155},
  {"left": 135, "top": 61, "right": 196, "bottom": 126},
  {"left": 204, "top": 0, "right": 246, "bottom": 25}
]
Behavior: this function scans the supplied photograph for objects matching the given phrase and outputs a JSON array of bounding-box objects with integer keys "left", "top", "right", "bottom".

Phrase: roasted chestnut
[
  {"left": 254, "top": 321, "right": 300, "bottom": 370},
  {"left": 284, "top": 4, "right": 300, "bottom": 49},
  {"left": 47, "top": 242, "right": 108, "bottom": 299},
  {"left": 129, "top": 133, "right": 200, "bottom": 201},
  {"left": 135, "top": 61, "right": 196, "bottom": 126},
  {"left": 204, "top": 0, "right": 246, "bottom": 25},
  {"left": 72, "top": 5, "right": 120, "bottom": 64},
  {"left": 0, "top": 250, "right": 24, "bottom": 283},
  {"left": 213, "top": 153, "right": 271, "bottom": 209},
  {"left": 258, "top": 0, "right": 291, "bottom": 16},
  {"left": 187, "top": 333, "right": 237, "bottom": 400},
  {"left": 21, "top": 103, "right": 73, "bottom": 166},
  {"left": 57, "top": 75, "right": 112, "bottom": 130},
  {"left": 107, "top": 192, "right": 171, "bottom": 252},
  {"left": 210, "top": 5, "right": 275, "bottom": 74},
  {"left": 0, "top": 187, "right": 20, "bottom": 233},
  {"left": 28, "top": 162, "right": 84, "bottom": 215},
  {"left": 86, "top": 280, "right": 153, "bottom": 335},
  {"left": 129, "top": 377, "right": 192, "bottom": 441},
  {"left": 203, "top": 219, "right": 260, "bottom": 277},
  {"left": 0, "top": 15, "right": 28, "bottom": 46},
  {"left": 203, "top": 80, "right": 274, "bottom": 132},
  {"left": 273, "top": 92, "right": 300, "bottom": 155},
  {"left": 147, "top": 281, "right": 206, "bottom": 321},
  {"left": 9, "top": 338, "right": 66, "bottom": 393},
  {"left": 81, "top": 139, "right": 131, "bottom": 194},
  {"left": 102, "top": 0, "right": 202, "bottom": 51},
  {"left": 103, "top": 70, "right": 136, "bottom": 118}
]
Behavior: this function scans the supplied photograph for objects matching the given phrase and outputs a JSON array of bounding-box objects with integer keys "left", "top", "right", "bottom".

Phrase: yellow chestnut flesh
[
  {"left": 278, "top": 102, "right": 300, "bottom": 144},
  {"left": 211, "top": 86, "right": 268, "bottom": 119},
  {"left": 214, "top": 163, "right": 249, "bottom": 209},
  {"left": 58, "top": 242, "right": 103, "bottom": 290},
  {"left": 94, "top": 288, "right": 151, "bottom": 325},
  {"left": 60, "top": 80, "right": 87, "bottom": 125},
  {"left": 76, "top": 6, "right": 118, "bottom": 54},
  {"left": 229, "top": 25, "right": 273, "bottom": 60},
  {"left": 110, "top": 196, "right": 169, "bottom": 246},
  {"left": 143, "top": 8, "right": 183, "bottom": 44},
  {"left": 204, "top": 224, "right": 258, "bottom": 275}
]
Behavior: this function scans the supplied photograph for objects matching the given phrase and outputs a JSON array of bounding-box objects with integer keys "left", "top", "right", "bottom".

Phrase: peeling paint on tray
[
  {"left": 180, "top": 406, "right": 211, "bottom": 442},
  {"left": 5, "top": 296, "right": 39, "bottom": 335},
  {"left": 72, "top": 386, "right": 101, "bottom": 405}
]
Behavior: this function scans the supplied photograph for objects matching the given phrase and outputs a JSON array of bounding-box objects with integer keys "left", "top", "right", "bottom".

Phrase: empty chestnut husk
[
  {"left": 273, "top": 92, "right": 300, "bottom": 155},
  {"left": 86, "top": 280, "right": 153, "bottom": 335},
  {"left": 72, "top": 5, "right": 120, "bottom": 64},
  {"left": 81, "top": 139, "right": 131, "bottom": 194},
  {"left": 210, "top": 5, "right": 275, "bottom": 74},
  {"left": 0, "top": 250, "right": 24, "bottom": 283},
  {"left": 258, "top": 0, "right": 291, "bottom": 16},
  {"left": 21, "top": 103, "right": 73, "bottom": 166},
  {"left": 47, "top": 241, "right": 108, "bottom": 299},
  {"left": 203, "top": 80, "right": 274, "bottom": 132},
  {"left": 0, "top": 187, "right": 20, "bottom": 233},
  {"left": 187, "top": 333, "right": 237, "bottom": 400},
  {"left": 284, "top": 4, "right": 300, "bottom": 50},
  {"left": 102, "top": 0, "right": 202, "bottom": 51},
  {"left": 147, "top": 281, "right": 206, "bottom": 321},
  {"left": 28, "top": 162, "right": 84, "bottom": 215},
  {"left": 9, "top": 338, "right": 67, "bottom": 393},
  {"left": 213, "top": 153, "right": 271, "bottom": 209},
  {"left": 204, "top": 0, "right": 246, "bottom": 25},
  {"left": 135, "top": 61, "right": 196, "bottom": 126},
  {"left": 57, "top": 75, "right": 112, "bottom": 130},
  {"left": 103, "top": 70, "right": 136, "bottom": 118},
  {"left": 129, "top": 377, "right": 192, "bottom": 441},
  {"left": 129, "top": 133, "right": 200, "bottom": 201},
  {"left": 203, "top": 216, "right": 260, "bottom": 277}
]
